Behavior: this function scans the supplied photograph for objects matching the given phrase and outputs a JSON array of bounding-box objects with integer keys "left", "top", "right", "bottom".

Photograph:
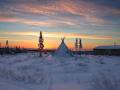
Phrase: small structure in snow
[
  {"left": 55, "top": 38, "right": 73, "bottom": 57},
  {"left": 94, "top": 45, "right": 120, "bottom": 56}
]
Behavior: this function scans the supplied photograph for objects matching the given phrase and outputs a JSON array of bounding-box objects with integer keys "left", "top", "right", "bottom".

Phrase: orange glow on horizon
[
  {"left": 0, "top": 31, "right": 113, "bottom": 40},
  {"left": 0, "top": 31, "right": 116, "bottom": 50},
  {"left": 0, "top": 40, "right": 95, "bottom": 50}
]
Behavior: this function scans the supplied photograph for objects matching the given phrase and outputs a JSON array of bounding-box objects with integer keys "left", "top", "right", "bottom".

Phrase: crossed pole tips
[{"left": 61, "top": 37, "right": 65, "bottom": 41}]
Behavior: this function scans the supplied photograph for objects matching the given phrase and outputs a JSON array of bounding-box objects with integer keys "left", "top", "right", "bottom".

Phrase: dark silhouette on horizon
[{"left": 38, "top": 31, "right": 44, "bottom": 57}]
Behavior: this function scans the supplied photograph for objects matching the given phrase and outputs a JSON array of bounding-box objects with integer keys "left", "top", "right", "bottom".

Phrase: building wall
[{"left": 94, "top": 49, "right": 120, "bottom": 56}]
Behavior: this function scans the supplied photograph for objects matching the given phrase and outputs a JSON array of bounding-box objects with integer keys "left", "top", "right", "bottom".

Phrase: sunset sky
[{"left": 0, "top": 0, "right": 120, "bottom": 50}]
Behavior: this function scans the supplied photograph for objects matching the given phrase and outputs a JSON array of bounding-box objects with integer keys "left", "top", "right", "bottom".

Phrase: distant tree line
[{"left": 0, "top": 40, "right": 27, "bottom": 55}]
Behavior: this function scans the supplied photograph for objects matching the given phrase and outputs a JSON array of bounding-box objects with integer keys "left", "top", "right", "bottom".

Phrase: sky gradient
[{"left": 0, "top": 0, "right": 120, "bottom": 50}]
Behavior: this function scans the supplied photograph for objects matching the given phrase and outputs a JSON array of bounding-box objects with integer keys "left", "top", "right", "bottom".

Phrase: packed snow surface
[{"left": 0, "top": 53, "right": 120, "bottom": 90}]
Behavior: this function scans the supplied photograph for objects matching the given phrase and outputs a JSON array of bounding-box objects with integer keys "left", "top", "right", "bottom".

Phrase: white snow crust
[{"left": 0, "top": 53, "right": 120, "bottom": 90}]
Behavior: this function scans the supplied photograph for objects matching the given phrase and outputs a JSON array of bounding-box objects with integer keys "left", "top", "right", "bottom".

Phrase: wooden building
[{"left": 94, "top": 45, "right": 120, "bottom": 56}]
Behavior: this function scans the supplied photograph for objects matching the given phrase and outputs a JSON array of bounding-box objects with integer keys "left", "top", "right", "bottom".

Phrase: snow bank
[{"left": 0, "top": 53, "right": 120, "bottom": 90}]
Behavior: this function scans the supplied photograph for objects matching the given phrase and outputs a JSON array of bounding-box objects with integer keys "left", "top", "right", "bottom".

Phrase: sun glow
[{"left": 0, "top": 31, "right": 115, "bottom": 50}]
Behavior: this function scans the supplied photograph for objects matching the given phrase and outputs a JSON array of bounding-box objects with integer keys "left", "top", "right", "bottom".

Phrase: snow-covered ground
[{"left": 0, "top": 53, "right": 120, "bottom": 90}]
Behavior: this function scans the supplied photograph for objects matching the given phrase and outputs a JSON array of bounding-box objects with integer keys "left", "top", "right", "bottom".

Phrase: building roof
[{"left": 95, "top": 45, "right": 120, "bottom": 49}]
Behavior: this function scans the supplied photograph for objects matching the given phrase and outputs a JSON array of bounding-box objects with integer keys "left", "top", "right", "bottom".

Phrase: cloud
[
  {"left": 43, "top": 32, "right": 113, "bottom": 40},
  {"left": 0, "top": 16, "right": 17, "bottom": 22},
  {"left": 0, "top": 0, "right": 110, "bottom": 24},
  {"left": 21, "top": 0, "right": 108, "bottom": 24},
  {"left": 0, "top": 0, "right": 120, "bottom": 26},
  {"left": 0, "top": 31, "right": 113, "bottom": 40},
  {"left": 0, "top": 16, "right": 77, "bottom": 27}
]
